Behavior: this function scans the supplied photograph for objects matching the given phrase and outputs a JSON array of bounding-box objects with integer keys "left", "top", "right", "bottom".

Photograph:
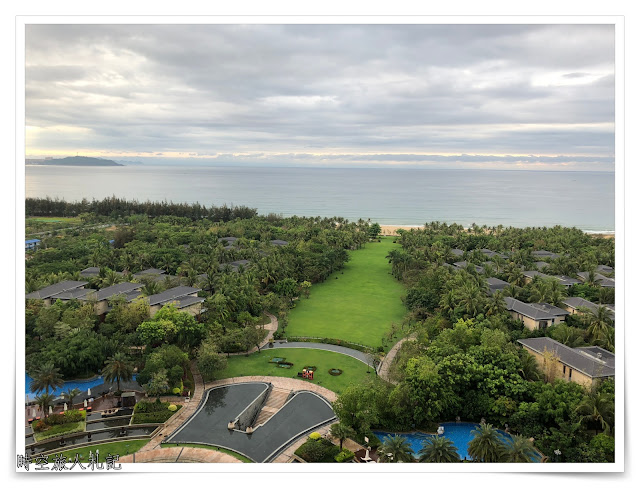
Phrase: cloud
[{"left": 25, "top": 24, "right": 615, "bottom": 170}]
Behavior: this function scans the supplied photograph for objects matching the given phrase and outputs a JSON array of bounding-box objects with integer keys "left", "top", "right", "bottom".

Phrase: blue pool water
[
  {"left": 373, "top": 422, "right": 542, "bottom": 462},
  {"left": 24, "top": 373, "right": 138, "bottom": 401}
]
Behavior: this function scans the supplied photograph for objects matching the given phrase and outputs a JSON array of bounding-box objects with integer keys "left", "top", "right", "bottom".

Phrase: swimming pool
[
  {"left": 373, "top": 422, "right": 542, "bottom": 462},
  {"left": 25, "top": 373, "right": 138, "bottom": 402}
]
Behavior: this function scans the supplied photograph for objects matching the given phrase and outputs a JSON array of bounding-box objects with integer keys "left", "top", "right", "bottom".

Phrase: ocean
[{"left": 25, "top": 165, "right": 615, "bottom": 232}]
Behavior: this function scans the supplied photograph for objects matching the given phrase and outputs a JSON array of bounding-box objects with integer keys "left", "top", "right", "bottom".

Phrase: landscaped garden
[
  {"left": 285, "top": 237, "right": 406, "bottom": 349},
  {"left": 32, "top": 410, "right": 86, "bottom": 442},
  {"left": 216, "top": 349, "right": 373, "bottom": 394},
  {"left": 131, "top": 399, "right": 182, "bottom": 424},
  {"left": 53, "top": 439, "right": 150, "bottom": 462}
]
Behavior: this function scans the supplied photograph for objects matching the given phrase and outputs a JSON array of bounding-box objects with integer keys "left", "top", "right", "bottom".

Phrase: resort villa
[
  {"left": 25, "top": 238, "right": 41, "bottom": 250},
  {"left": 504, "top": 297, "right": 569, "bottom": 330},
  {"left": 486, "top": 277, "right": 510, "bottom": 294},
  {"left": 146, "top": 286, "right": 204, "bottom": 316},
  {"left": 518, "top": 337, "right": 615, "bottom": 388},
  {"left": 25, "top": 280, "right": 88, "bottom": 306},
  {"left": 562, "top": 297, "right": 615, "bottom": 322},
  {"left": 577, "top": 271, "right": 615, "bottom": 288}
]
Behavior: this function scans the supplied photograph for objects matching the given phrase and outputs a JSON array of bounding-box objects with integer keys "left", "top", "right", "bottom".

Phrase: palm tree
[
  {"left": 467, "top": 423, "right": 506, "bottom": 462},
  {"left": 518, "top": 351, "right": 541, "bottom": 381},
  {"left": 502, "top": 434, "right": 536, "bottom": 462},
  {"left": 378, "top": 435, "right": 415, "bottom": 463},
  {"left": 35, "top": 393, "right": 55, "bottom": 418},
  {"left": 418, "top": 436, "right": 461, "bottom": 463},
  {"left": 330, "top": 422, "right": 356, "bottom": 450},
  {"left": 29, "top": 363, "right": 64, "bottom": 395},
  {"left": 102, "top": 353, "right": 134, "bottom": 392},
  {"left": 584, "top": 306, "right": 614, "bottom": 344},
  {"left": 576, "top": 392, "right": 614, "bottom": 435},
  {"left": 63, "top": 387, "right": 82, "bottom": 409}
]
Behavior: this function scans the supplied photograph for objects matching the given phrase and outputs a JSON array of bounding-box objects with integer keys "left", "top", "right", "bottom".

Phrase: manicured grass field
[
  {"left": 49, "top": 439, "right": 149, "bottom": 463},
  {"left": 161, "top": 443, "right": 253, "bottom": 463},
  {"left": 217, "top": 349, "right": 375, "bottom": 394},
  {"left": 285, "top": 237, "right": 406, "bottom": 348}
]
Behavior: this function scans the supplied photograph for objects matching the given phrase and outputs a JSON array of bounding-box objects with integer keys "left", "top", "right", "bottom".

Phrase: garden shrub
[
  {"left": 168, "top": 404, "right": 178, "bottom": 412},
  {"left": 295, "top": 438, "right": 340, "bottom": 463},
  {"left": 172, "top": 387, "right": 181, "bottom": 395},
  {"left": 335, "top": 449, "right": 355, "bottom": 463},
  {"left": 309, "top": 432, "right": 322, "bottom": 440}
]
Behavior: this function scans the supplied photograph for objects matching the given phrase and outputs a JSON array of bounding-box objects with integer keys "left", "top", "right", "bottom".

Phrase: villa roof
[
  {"left": 174, "top": 296, "right": 205, "bottom": 309},
  {"left": 81, "top": 282, "right": 143, "bottom": 302},
  {"left": 79, "top": 267, "right": 100, "bottom": 276},
  {"left": 147, "top": 286, "right": 201, "bottom": 306},
  {"left": 49, "top": 288, "right": 92, "bottom": 300},
  {"left": 453, "top": 261, "right": 484, "bottom": 273},
  {"left": 26, "top": 280, "right": 88, "bottom": 300},
  {"left": 553, "top": 275, "right": 581, "bottom": 287},
  {"left": 596, "top": 264, "right": 614, "bottom": 274},
  {"left": 25, "top": 239, "right": 41, "bottom": 244},
  {"left": 218, "top": 236, "right": 238, "bottom": 243},
  {"left": 451, "top": 248, "right": 464, "bottom": 256},
  {"left": 486, "top": 277, "right": 509, "bottom": 290},
  {"left": 532, "top": 250, "right": 561, "bottom": 259},
  {"left": 133, "top": 268, "right": 166, "bottom": 277},
  {"left": 504, "top": 297, "right": 569, "bottom": 320},
  {"left": 480, "top": 249, "right": 507, "bottom": 259},
  {"left": 534, "top": 261, "right": 550, "bottom": 270},
  {"left": 563, "top": 297, "right": 614, "bottom": 320},
  {"left": 219, "top": 259, "right": 251, "bottom": 271},
  {"left": 523, "top": 270, "right": 551, "bottom": 280},
  {"left": 270, "top": 239, "right": 289, "bottom": 246},
  {"left": 577, "top": 272, "right": 615, "bottom": 288},
  {"left": 517, "top": 337, "right": 615, "bottom": 378}
]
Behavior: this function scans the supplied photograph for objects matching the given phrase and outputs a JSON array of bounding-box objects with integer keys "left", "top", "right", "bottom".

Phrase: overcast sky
[{"left": 25, "top": 24, "right": 615, "bottom": 170}]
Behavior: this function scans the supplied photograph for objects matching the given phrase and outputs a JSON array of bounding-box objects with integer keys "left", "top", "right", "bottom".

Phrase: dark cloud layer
[{"left": 25, "top": 24, "right": 615, "bottom": 170}]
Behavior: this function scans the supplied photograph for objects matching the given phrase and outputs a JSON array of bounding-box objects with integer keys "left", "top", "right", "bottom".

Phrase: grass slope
[
  {"left": 285, "top": 237, "right": 406, "bottom": 348},
  {"left": 52, "top": 439, "right": 149, "bottom": 462},
  {"left": 217, "top": 349, "right": 374, "bottom": 394}
]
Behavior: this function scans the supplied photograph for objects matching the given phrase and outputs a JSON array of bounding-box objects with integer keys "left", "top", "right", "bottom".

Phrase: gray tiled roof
[
  {"left": 553, "top": 275, "right": 581, "bottom": 287},
  {"left": 81, "top": 282, "right": 143, "bottom": 302},
  {"left": 451, "top": 249, "right": 464, "bottom": 257},
  {"left": 79, "top": 267, "right": 100, "bottom": 276},
  {"left": 174, "top": 296, "right": 205, "bottom": 309},
  {"left": 518, "top": 337, "right": 615, "bottom": 378},
  {"left": 26, "top": 281, "right": 88, "bottom": 300},
  {"left": 596, "top": 265, "right": 614, "bottom": 273},
  {"left": 532, "top": 250, "right": 561, "bottom": 259},
  {"left": 50, "top": 288, "right": 92, "bottom": 300},
  {"left": 453, "top": 261, "right": 484, "bottom": 273},
  {"left": 504, "top": 297, "right": 569, "bottom": 320},
  {"left": 270, "top": 240, "right": 289, "bottom": 246},
  {"left": 487, "top": 277, "right": 509, "bottom": 288},
  {"left": 218, "top": 236, "right": 238, "bottom": 243},
  {"left": 480, "top": 249, "right": 507, "bottom": 259},
  {"left": 133, "top": 268, "right": 166, "bottom": 277},
  {"left": 563, "top": 297, "right": 614, "bottom": 320},
  {"left": 577, "top": 272, "right": 615, "bottom": 288},
  {"left": 534, "top": 261, "right": 550, "bottom": 270},
  {"left": 147, "top": 286, "right": 201, "bottom": 306},
  {"left": 524, "top": 270, "right": 551, "bottom": 280}
]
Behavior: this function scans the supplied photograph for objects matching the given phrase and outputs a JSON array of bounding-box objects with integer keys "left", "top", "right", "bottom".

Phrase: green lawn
[
  {"left": 49, "top": 439, "right": 149, "bottom": 462},
  {"left": 161, "top": 443, "right": 253, "bottom": 463},
  {"left": 285, "top": 237, "right": 406, "bottom": 348},
  {"left": 217, "top": 349, "right": 375, "bottom": 394},
  {"left": 33, "top": 421, "right": 85, "bottom": 442}
]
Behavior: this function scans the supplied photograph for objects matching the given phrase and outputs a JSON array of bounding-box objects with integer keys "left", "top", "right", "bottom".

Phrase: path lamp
[{"left": 554, "top": 449, "right": 562, "bottom": 463}]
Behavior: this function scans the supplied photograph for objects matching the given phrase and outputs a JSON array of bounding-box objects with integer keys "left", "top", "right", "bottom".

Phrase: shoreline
[{"left": 379, "top": 224, "right": 614, "bottom": 238}]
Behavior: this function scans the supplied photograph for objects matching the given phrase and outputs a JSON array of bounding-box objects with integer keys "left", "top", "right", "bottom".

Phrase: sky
[{"left": 25, "top": 23, "right": 615, "bottom": 170}]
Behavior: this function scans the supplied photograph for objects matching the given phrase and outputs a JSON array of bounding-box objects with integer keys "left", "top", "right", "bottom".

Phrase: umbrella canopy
[{"left": 63, "top": 403, "right": 68, "bottom": 411}]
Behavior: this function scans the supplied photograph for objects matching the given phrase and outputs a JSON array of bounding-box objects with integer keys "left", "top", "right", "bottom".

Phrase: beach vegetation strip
[{"left": 284, "top": 237, "right": 406, "bottom": 348}]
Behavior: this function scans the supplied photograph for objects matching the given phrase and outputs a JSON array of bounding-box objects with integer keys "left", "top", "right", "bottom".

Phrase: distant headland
[{"left": 25, "top": 156, "right": 123, "bottom": 167}]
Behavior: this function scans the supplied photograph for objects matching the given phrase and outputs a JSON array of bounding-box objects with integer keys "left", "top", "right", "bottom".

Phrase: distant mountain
[
  {"left": 26, "top": 156, "right": 123, "bottom": 166},
  {"left": 116, "top": 160, "right": 144, "bottom": 166}
]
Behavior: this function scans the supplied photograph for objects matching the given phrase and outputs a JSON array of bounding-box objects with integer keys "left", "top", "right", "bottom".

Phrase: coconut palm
[
  {"left": 584, "top": 306, "right": 614, "bottom": 343},
  {"left": 35, "top": 393, "right": 55, "bottom": 418},
  {"left": 330, "top": 422, "right": 356, "bottom": 450},
  {"left": 502, "top": 434, "right": 536, "bottom": 462},
  {"left": 576, "top": 392, "right": 614, "bottom": 435},
  {"left": 378, "top": 435, "right": 415, "bottom": 463},
  {"left": 102, "top": 353, "right": 134, "bottom": 392},
  {"left": 467, "top": 423, "right": 506, "bottom": 462},
  {"left": 29, "top": 362, "right": 64, "bottom": 395},
  {"left": 63, "top": 387, "right": 82, "bottom": 409},
  {"left": 518, "top": 351, "right": 541, "bottom": 381},
  {"left": 418, "top": 436, "right": 461, "bottom": 463}
]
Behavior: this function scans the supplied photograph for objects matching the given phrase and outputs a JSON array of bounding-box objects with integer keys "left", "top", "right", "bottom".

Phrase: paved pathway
[
  {"left": 119, "top": 447, "right": 241, "bottom": 463},
  {"left": 269, "top": 341, "right": 372, "bottom": 365},
  {"left": 138, "top": 360, "right": 205, "bottom": 453},
  {"left": 227, "top": 312, "right": 278, "bottom": 356},
  {"left": 204, "top": 375, "right": 338, "bottom": 403},
  {"left": 377, "top": 333, "right": 417, "bottom": 384}
]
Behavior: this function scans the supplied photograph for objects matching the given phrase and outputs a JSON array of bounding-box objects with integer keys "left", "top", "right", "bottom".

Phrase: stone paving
[
  {"left": 227, "top": 312, "right": 278, "bottom": 356},
  {"left": 137, "top": 361, "right": 205, "bottom": 453},
  {"left": 377, "top": 333, "right": 417, "bottom": 384}
]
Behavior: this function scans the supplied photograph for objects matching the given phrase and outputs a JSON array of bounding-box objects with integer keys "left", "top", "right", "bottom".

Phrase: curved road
[{"left": 267, "top": 341, "right": 372, "bottom": 366}]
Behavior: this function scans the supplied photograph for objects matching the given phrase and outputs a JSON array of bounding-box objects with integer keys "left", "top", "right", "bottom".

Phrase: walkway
[
  {"left": 227, "top": 312, "right": 278, "bottom": 356},
  {"left": 377, "top": 333, "right": 417, "bottom": 384},
  {"left": 204, "top": 375, "right": 338, "bottom": 403},
  {"left": 138, "top": 360, "right": 205, "bottom": 453},
  {"left": 269, "top": 341, "right": 371, "bottom": 365},
  {"left": 119, "top": 447, "right": 241, "bottom": 463}
]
